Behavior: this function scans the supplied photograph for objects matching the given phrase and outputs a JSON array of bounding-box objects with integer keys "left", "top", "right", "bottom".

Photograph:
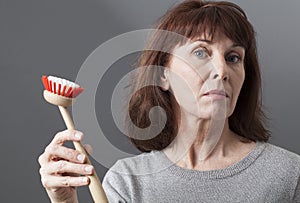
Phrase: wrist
[
  {"left": 50, "top": 195, "right": 79, "bottom": 203},
  {"left": 52, "top": 198, "right": 78, "bottom": 203},
  {"left": 47, "top": 189, "right": 79, "bottom": 203}
]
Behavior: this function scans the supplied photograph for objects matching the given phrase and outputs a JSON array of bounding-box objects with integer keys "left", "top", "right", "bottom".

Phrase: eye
[
  {"left": 226, "top": 54, "right": 241, "bottom": 63},
  {"left": 193, "top": 48, "right": 208, "bottom": 58}
]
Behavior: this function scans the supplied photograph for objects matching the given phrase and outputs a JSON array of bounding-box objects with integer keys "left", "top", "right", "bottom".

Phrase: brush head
[{"left": 42, "top": 75, "right": 84, "bottom": 107}]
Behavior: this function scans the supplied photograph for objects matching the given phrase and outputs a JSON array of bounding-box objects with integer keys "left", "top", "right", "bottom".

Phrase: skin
[
  {"left": 38, "top": 32, "right": 256, "bottom": 202},
  {"left": 38, "top": 130, "right": 92, "bottom": 203},
  {"left": 162, "top": 31, "right": 256, "bottom": 170}
]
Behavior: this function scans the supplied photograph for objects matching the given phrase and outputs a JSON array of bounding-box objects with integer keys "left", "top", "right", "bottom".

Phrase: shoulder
[
  {"left": 107, "top": 150, "right": 167, "bottom": 176},
  {"left": 262, "top": 142, "right": 300, "bottom": 168},
  {"left": 102, "top": 150, "right": 167, "bottom": 202},
  {"left": 256, "top": 142, "right": 300, "bottom": 183},
  {"left": 103, "top": 150, "right": 170, "bottom": 187},
  {"left": 259, "top": 143, "right": 300, "bottom": 200}
]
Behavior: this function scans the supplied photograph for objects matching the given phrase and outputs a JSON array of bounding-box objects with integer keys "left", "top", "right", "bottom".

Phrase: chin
[
  {"left": 195, "top": 103, "right": 230, "bottom": 120},
  {"left": 178, "top": 102, "right": 233, "bottom": 121}
]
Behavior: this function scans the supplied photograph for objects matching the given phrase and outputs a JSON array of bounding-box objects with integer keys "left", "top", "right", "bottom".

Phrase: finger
[
  {"left": 83, "top": 144, "right": 93, "bottom": 155},
  {"left": 38, "top": 152, "right": 48, "bottom": 166},
  {"left": 51, "top": 130, "right": 84, "bottom": 146},
  {"left": 41, "top": 174, "right": 90, "bottom": 188},
  {"left": 48, "top": 160, "right": 94, "bottom": 175},
  {"left": 45, "top": 145, "right": 86, "bottom": 164}
]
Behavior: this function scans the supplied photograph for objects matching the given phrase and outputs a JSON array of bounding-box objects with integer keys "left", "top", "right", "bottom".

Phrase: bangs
[{"left": 159, "top": 1, "right": 253, "bottom": 50}]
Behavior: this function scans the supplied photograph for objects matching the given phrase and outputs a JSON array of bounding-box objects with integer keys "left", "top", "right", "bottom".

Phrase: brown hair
[{"left": 127, "top": 0, "right": 270, "bottom": 152}]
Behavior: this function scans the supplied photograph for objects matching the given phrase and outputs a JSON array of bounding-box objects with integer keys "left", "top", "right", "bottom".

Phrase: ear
[{"left": 160, "top": 69, "right": 170, "bottom": 91}]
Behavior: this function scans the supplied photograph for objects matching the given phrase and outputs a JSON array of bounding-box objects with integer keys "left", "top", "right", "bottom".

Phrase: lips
[{"left": 203, "top": 89, "right": 229, "bottom": 97}]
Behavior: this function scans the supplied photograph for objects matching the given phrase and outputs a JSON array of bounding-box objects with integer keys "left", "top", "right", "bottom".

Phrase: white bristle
[{"left": 48, "top": 75, "right": 79, "bottom": 95}]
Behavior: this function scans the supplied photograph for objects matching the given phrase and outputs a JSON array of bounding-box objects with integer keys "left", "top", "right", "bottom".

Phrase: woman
[{"left": 38, "top": 0, "right": 300, "bottom": 202}]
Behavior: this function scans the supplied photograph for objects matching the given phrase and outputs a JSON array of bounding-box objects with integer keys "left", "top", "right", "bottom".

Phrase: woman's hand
[{"left": 38, "top": 130, "right": 93, "bottom": 203}]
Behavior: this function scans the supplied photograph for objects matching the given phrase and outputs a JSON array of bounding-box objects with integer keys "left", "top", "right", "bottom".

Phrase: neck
[{"left": 163, "top": 109, "right": 250, "bottom": 170}]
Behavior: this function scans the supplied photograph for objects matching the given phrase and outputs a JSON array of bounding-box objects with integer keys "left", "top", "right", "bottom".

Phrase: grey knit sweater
[{"left": 102, "top": 142, "right": 300, "bottom": 203}]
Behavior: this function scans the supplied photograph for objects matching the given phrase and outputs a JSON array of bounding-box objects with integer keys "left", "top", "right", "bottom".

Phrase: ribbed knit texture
[{"left": 102, "top": 142, "right": 300, "bottom": 203}]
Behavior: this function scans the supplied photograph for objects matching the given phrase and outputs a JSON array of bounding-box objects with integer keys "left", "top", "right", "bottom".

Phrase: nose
[{"left": 210, "top": 54, "right": 229, "bottom": 82}]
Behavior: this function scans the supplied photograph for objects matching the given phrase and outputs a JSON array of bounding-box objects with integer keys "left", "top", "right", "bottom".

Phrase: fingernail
[
  {"left": 74, "top": 133, "right": 82, "bottom": 139},
  {"left": 77, "top": 154, "right": 85, "bottom": 162},
  {"left": 82, "top": 177, "right": 88, "bottom": 183},
  {"left": 85, "top": 166, "right": 93, "bottom": 173}
]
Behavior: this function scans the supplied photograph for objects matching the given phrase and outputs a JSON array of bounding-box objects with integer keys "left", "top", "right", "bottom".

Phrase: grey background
[{"left": 1, "top": 0, "right": 299, "bottom": 202}]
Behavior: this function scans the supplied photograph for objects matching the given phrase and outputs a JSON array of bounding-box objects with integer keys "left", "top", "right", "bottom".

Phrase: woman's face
[{"left": 165, "top": 31, "right": 245, "bottom": 120}]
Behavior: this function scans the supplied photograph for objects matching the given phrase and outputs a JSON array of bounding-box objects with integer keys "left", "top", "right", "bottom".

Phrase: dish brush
[{"left": 41, "top": 75, "right": 108, "bottom": 203}]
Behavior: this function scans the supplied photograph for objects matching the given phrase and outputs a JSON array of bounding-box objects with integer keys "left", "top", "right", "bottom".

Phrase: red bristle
[
  {"left": 68, "top": 89, "right": 74, "bottom": 98},
  {"left": 70, "top": 89, "right": 75, "bottom": 98},
  {"left": 41, "top": 75, "right": 84, "bottom": 98},
  {"left": 62, "top": 85, "right": 67, "bottom": 96},
  {"left": 41, "top": 76, "right": 50, "bottom": 91},
  {"left": 71, "top": 87, "right": 84, "bottom": 98},
  {"left": 65, "top": 87, "right": 73, "bottom": 97},
  {"left": 48, "top": 80, "right": 51, "bottom": 91},
  {"left": 58, "top": 83, "right": 61, "bottom": 95},
  {"left": 49, "top": 80, "right": 53, "bottom": 92},
  {"left": 53, "top": 82, "right": 57, "bottom": 94}
]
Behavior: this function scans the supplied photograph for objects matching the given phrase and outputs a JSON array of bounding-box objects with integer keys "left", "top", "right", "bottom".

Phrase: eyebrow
[
  {"left": 195, "top": 39, "right": 244, "bottom": 49},
  {"left": 195, "top": 39, "right": 213, "bottom": 44}
]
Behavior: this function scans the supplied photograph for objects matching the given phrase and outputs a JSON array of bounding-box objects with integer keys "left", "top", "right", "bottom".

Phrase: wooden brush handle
[{"left": 58, "top": 106, "right": 109, "bottom": 203}]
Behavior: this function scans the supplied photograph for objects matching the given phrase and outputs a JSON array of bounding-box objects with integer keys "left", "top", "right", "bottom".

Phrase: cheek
[
  {"left": 169, "top": 74, "right": 200, "bottom": 105},
  {"left": 169, "top": 64, "right": 203, "bottom": 98},
  {"left": 231, "top": 69, "right": 245, "bottom": 103},
  {"left": 236, "top": 70, "right": 245, "bottom": 91}
]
